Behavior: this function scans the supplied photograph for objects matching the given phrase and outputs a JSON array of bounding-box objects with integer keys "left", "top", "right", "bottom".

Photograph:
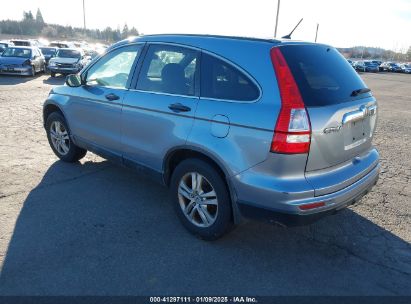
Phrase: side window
[
  {"left": 86, "top": 44, "right": 141, "bottom": 89},
  {"left": 200, "top": 53, "right": 260, "bottom": 101},
  {"left": 137, "top": 45, "right": 198, "bottom": 96}
]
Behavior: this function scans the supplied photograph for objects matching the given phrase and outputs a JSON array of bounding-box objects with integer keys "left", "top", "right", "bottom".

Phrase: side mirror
[{"left": 66, "top": 74, "right": 83, "bottom": 87}]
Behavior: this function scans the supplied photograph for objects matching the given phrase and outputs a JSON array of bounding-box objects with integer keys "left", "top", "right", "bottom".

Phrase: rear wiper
[{"left": 351, "top": 88, "right": 371, "bottom": 97}]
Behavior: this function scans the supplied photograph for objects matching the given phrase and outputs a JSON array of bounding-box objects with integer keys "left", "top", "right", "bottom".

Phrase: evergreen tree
[
  {"left": 23, "top": 11, "right": 34, "bottom": 21},
  {"left": 36, "top": 9, "right": 45, "bottom": 24},
  {"left": 129, "top": 26, "right": 139, "bottom": 36},
  {"left": 122, "top": 23, "right": 129, "bottom": 39}
]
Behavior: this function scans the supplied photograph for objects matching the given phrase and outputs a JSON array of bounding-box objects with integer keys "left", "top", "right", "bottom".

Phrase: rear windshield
[{"left": 280, "top": 45, "right": 367, "bottom": 107}]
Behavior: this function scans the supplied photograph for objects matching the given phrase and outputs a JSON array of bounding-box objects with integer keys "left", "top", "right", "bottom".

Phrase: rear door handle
[
  {"left": 168, "top": 103, "right": 191, "bottom": 113},
  {"left": 105, "top": 93, "right": 120, "bottom": 101}
]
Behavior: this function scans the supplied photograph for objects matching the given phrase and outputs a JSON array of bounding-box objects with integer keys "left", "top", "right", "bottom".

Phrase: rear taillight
[{"left": 270, "top": 47, "right": 311, "bottom": 154}]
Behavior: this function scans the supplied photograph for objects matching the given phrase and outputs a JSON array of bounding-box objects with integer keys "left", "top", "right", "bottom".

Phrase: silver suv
[{"left": 43, "top": 35, "right": 380, "bottom": 240}]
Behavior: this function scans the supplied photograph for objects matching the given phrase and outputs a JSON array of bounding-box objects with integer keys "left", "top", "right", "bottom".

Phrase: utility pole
[
  {"left": 83, "top": 0, "right": 86, "bottom": 31},
  {"left": 315, "top": 23, "right": 319, "bottom": 42},
  {"left": 274, "top": 0, "right": 280, "bottom": 38}
]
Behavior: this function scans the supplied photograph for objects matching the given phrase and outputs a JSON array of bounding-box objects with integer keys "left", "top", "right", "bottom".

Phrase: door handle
[
  {"left": 105, "top": 93, "right": 120, "bottom": 101},
  {"left": 168, "top": 103, "right": 191, "bottom": 113}
]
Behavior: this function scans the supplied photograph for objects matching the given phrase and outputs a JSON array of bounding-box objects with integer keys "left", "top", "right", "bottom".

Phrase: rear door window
[
  {"left": 137, "top": 44, "right": 199, "bottom": 96},
  {"left": 279, "top": 45, "right": 368, "bottom": 106},
  {"left": 200, "top": 53, "right": 260, "bottom": 101}
]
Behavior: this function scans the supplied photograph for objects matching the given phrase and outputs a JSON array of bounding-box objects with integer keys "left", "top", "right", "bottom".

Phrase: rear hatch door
[{"left": 280, "top": 44, "right": 378, "bottom": 195}]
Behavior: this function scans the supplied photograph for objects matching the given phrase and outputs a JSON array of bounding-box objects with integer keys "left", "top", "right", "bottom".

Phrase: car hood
[
  {"left": 0, "top": 57, "right": 29, "bottom": 65},
  {"left": 50, "top": 57, "right": 80, "bottom": 64}
]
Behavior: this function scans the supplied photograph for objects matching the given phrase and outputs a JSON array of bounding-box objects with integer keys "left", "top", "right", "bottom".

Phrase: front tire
[
  {"left": 46, "top": 112, "right": 87, "bottom": 162},
  {"left": 170, "top": 158, "right": 233, "bottom": 240},
  {"left": 30, "top": 66, "right": 35, "bottom": 77}
]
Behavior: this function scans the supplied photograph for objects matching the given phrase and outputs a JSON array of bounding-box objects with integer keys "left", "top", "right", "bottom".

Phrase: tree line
[
  {"left": 339, "top": 46, "right": 411, "bottom": 62},
  {"left": 0, "top": 9, "right": 139, "bottom": 42}
]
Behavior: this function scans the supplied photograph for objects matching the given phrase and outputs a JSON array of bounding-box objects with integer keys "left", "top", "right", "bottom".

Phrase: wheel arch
[
  {"left": 43, "top": 102, "right": 66, "bottom": 128},
  {"left": 163, "top": 146, "right": 243, "bottom": 223}
]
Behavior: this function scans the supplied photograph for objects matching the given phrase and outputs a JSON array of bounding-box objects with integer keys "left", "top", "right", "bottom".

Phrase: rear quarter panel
[{"left": 180, "top": 39, "right": 282, "bottom": 176}]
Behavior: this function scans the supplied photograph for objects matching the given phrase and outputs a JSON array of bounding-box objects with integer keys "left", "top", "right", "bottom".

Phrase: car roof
[{"left": 108, "top": 34, "right": 327, "bottom": 51}]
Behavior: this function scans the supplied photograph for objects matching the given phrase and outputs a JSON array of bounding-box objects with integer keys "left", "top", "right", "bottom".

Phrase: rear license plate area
[{"left": 343, "top": 120, "right": 367, "bottom": 150}]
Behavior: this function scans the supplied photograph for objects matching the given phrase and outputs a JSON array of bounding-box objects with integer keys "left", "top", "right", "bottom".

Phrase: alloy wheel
[
  {"left": 178, "top": 172, "right": 218, "bottom": 228},
  {"left": 50, "top": 121, "right": 70, "bottom": 155}
]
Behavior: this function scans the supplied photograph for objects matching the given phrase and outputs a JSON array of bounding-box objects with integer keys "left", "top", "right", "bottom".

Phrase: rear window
[
  {"left": 280, "top": 45, "right": 367, "bottom": 107},
  {"left": 200, "top": 53, "right": 260, "bottom": 101}
]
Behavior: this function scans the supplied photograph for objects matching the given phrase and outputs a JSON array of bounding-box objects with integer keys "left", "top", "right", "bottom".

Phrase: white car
[
  {"left": 400, "top": 64, "right": 411, "bottom": 74},
  {"left": 48, "top": 48, "right": 90, "bottom": 77}
]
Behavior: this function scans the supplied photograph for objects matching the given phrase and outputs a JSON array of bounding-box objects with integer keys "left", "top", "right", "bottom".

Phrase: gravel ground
[{"left": 0, "top": 73, "right": 410, "bottom": 296}]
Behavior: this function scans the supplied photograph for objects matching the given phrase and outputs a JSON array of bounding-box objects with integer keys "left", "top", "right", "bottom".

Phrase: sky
[{"left": 0, "top": 0, "right": 410, "bottom": 51}]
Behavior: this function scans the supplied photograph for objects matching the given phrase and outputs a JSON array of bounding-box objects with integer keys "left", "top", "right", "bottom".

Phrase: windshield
[
  {"left": 40, "top": 48, "right": 56, "bottom": 56},
  {"left": 56, "top": 49, "right": 81, "bottom": 58},
  {"left": 1, "top": 48, "right": 31, "bottom": 58}
]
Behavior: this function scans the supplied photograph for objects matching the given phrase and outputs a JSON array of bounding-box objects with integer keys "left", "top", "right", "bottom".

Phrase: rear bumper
[{"left": 234, "top": 157, "right": 380, "bottom": 226}]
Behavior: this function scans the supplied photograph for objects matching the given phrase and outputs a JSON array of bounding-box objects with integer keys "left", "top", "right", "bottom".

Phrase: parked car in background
[
  {"left": 43, "top": 35, "right": 380, "bottom": 239},
  {"left": 380, "top": 62, "right": 402, "bottom": 72},
  {"left": 370, "top": 60, "right": 383, "bottom": 71},
  {"left": 354, "top": 60, "right": 379, "bottom": 72},
  {"left": 49, "top": 41, "right": 76, "bottom": 49},
  {"left": 371, "top": 60, "right": 382, "bottom": 66},
  {"left": 400, "top": 63, "right": 411, "bottom": 74},
  {"left": 10, "top": 39, "right": 38, "bottom": 47},
  {"left": 39, "top": 47, "right": 58, "bottom": 70},
  {"left": 347, "top": 59, "right": 356, "bottom": 68},
  {"left": 0, "top": 46, "right": 45, "bottom": 76},
  {"left": 48, "top": 48, "right": 88, "bottom": 77},
  {"left": 0, "top": 41, "right": 14, "bottom": 54}
]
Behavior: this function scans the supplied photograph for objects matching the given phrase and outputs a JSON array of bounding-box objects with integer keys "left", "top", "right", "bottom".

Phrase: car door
[
  {"left": 121, "top": 43, "right": 200, "bottom": 172},
  {"left": 64, "top": 43, "right": 143, "bottom": 158}
]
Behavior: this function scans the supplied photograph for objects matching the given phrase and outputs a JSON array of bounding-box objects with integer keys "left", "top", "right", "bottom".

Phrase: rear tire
[
  {"left": 46, "top": 112, "right": 87, "bottom": 162},
  {"left": 170, "top": 158, "right": 233, "bottom": 240}
]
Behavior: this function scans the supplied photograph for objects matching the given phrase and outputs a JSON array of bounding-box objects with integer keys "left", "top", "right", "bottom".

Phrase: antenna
[
  {"left": 282, "top": 18, "right": 303, "bottom": 39},
  {"left": 315, "top": 23, "right": 319, "bottom": 42}
]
